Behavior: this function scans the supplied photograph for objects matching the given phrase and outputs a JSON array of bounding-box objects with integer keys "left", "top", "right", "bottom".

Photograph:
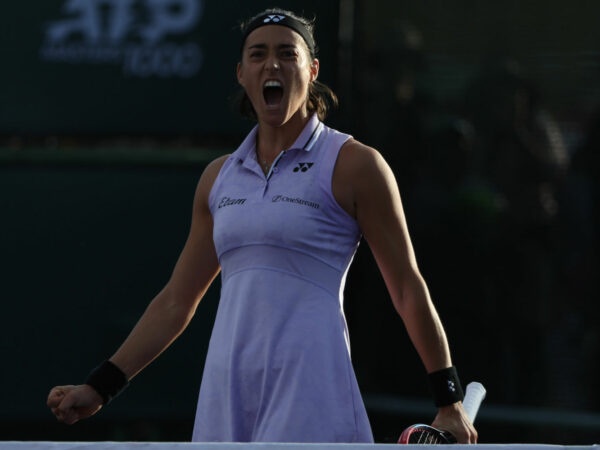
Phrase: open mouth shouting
[{"left": 263, "top": 80, "right": 284, "bottom": 109}]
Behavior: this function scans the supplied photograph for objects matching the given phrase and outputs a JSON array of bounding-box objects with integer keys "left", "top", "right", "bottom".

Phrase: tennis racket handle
[{"left": 462, "top": 382, "right": 486, "bottom": 423}]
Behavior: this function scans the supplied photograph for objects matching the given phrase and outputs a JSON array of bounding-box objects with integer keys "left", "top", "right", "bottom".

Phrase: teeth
[{"left": 264, "top": 80, "right": 282, "bottom": 88}]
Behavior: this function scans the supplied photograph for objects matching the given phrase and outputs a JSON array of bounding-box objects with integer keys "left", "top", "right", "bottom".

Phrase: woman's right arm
[{"left": 47, "top": 155, "right": 227, "bottom": 424}]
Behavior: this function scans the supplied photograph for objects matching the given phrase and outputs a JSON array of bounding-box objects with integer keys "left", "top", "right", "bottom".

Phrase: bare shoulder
[
  {"left": 337, "top": 138, "right": 384, "bottom": 171},
  {"left": 336, "top": 138, "right": 394, "bottom": 189},
  {"left": 201, "top": 154, "right": 230, "bottom": 184},
  {"left": 194, "top": 154, "right": 230, "bottom": 206},
  {"left": 336, "top": 138, "right": 394, "bottom": 186},
  {"left": 198, "top": 155, "right": 230, "bottom": 195},
  {"left": 333, "top": 139, "right": 392, "bottom": 217}
]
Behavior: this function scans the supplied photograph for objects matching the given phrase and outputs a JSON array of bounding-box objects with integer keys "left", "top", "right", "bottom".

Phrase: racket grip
[{"left": 462, "top": 382, "right": 486, "bottom": 423}]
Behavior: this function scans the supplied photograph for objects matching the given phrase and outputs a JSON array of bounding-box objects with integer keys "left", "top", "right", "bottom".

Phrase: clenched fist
[{"left": 47, "top": 384, "right": 103, "bottom": 425}]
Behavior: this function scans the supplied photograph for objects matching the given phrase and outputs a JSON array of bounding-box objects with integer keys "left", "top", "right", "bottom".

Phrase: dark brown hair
[{"left": 236, "top": 8, "right": 338, "bottom": 121}]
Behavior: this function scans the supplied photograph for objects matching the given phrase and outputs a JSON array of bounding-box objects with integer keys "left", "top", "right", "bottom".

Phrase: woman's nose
[{"left": 266, "top": 58, "right": 280, "bottom": 71}]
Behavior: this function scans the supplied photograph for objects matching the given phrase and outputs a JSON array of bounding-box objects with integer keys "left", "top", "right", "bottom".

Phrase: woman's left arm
[{"left": 333, "top": 139, "right": 478, "bottom": 443}]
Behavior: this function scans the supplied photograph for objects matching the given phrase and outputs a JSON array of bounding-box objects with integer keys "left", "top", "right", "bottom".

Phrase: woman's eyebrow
[{"left": 246, "top": 43, "right": 267, "bottom": 51}]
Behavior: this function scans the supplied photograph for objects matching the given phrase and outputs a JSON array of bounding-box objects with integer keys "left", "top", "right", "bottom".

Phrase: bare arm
[
  {"left": 333, "top": 140, "right": 477, "bottom": 443},
  {"left": 109, "top": 156, "right": 224, "bottom": 378},
  {"left": 48, "top": 155, "right": 227, "bottom": 424}
]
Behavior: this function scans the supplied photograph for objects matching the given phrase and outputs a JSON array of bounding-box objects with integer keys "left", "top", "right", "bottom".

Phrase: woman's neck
[{"left": 256, "top": 110, "right": 311, "bottom": 160}]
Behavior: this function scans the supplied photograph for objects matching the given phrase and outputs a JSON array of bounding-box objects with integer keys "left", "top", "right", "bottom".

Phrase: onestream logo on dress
[{"left": 39, "top": 0, "right": 204, "bottom": 78}]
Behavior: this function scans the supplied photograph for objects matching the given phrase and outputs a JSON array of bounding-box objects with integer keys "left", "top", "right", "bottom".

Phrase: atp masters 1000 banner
[{"left": 1, "top": 0, "right": 339, "bottom": 137}]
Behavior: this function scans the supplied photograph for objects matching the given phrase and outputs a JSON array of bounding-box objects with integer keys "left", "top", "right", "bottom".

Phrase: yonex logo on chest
[{"left": 293, "top": 162, "right": 314, "bottom": 173}]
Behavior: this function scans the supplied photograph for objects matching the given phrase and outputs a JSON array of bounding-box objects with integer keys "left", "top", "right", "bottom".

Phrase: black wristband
[
  {"left": 428, "top": 366, "right": 464, "bottom": 407},
  {"left": 85, "top": 360, "right": 129, "bottom": 405}
]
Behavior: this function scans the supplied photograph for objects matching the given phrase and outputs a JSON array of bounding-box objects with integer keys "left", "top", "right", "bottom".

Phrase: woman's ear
[
  {"left": 310, "top": 58, "right": 320, "bottom": 82},
  {"left": 236, "top": 62, "right": 244, "bottom": 86}
]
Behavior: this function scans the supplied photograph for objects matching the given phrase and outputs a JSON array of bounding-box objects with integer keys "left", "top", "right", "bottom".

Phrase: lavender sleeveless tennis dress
[{"left": 192, "top": 114, "right": 373, "bottom": 443}]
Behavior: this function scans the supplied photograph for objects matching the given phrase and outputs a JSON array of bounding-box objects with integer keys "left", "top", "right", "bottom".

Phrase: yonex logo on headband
[
  {"left": 241, "top": 12, "right": 316, "bottom": 57},
  {"left": 264, "top": 15, "right": 286, "bottom": 23}
]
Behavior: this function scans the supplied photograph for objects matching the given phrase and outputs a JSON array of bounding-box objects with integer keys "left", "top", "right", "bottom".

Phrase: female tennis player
[{"left": 48, "top": 8, "right": 477, "bottom": 444}]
